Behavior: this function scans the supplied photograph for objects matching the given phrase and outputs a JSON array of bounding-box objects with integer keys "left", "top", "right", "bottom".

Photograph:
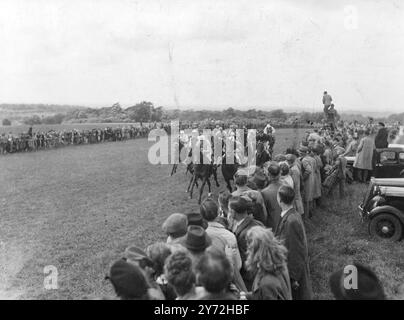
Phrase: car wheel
[{"left": 368, "top": 213, "right": 403, "bottom": 241}]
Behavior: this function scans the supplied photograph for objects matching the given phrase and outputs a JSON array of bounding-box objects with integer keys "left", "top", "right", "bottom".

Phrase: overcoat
[
  {"left": 261, "top": 180, "right": 283, "bottom": 230},
  {"left": 289, "top": 164, "right": 304, "bottom": 214},
  {"left": 353, "top": 136, "right": 375, "bottom": 170},
  {"left": 300, "top": 155, "right": 315, "bottom": 202},
  {"left": 275, "top": 208, "right": 313, "bottom": 300}
]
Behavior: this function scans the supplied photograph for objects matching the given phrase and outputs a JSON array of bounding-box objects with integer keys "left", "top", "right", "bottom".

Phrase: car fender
[{"left": 369, "top": 205, "right": 404, "bottom": 225}]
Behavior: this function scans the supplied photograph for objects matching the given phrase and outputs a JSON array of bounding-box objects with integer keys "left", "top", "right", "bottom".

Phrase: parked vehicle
[
  {"left": 345, "top": 145, "right": 404, "bottom": 180},
  {"left": 374, "top": 146, "right": 404, "bottom": 178},
  {"left": 359, "top": 178, "right": 404, "bottom": 241}
]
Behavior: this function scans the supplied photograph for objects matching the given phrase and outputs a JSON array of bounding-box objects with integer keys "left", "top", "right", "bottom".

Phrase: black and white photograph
[{"left": 0, "top": 0, "right": 404, "bottom": 305}]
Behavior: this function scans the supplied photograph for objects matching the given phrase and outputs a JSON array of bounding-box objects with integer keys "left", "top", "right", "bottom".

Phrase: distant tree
[
  {"left": 127, "top": 101, "right": 154, "bottom": 122},
  {"left": 2, "top": 118, "right": 11, "bottom": 126},
  {"left": 245, "top": 109, "right": 258, "bottom": 119},
  {"left": 42, "top": 113, "right": 65, "bottom": 124},
  {"left": 223, "top": 107, "right": 236, "bottom": 118},
  {"left": 24, "top": 115, "right": 42, "bottom": 125},
  {"left": 151, "top": 106, "right": 163, "bottom": 122},
  {"left": 269, "top": 109, "right": 287, "bottom": 120}
]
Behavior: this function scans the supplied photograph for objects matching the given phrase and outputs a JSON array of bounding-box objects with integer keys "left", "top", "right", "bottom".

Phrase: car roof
[
  {"left": 372, "top": 178, "right": 404, "bottom": 187},
  {"left": 379, "top": 145, "right": 404, "bottom": 152}
]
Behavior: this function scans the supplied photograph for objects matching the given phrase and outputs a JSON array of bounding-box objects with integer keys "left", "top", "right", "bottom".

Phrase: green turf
[{"left": 0, "top": 129, "right": 403, "bottom": 299}]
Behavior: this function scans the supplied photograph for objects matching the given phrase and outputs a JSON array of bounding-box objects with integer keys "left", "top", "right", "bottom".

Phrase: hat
[
  {"left": 329, "top": 262, "right": 385, "bottom": 300},
  {"left": 124, "top": 246, "right": 153, "bottom": 267},
  {"left": 180, "top": 225, "right": 212, "bottom": 252},
  {"left": 108, "top": 259, "right": 149, "bottom": 299},
  {"left": 162, "top": 213, "right": 188, "bottom": 237},
  {"left": 186, "top": 212, "right": 208, "bottom": 229}
]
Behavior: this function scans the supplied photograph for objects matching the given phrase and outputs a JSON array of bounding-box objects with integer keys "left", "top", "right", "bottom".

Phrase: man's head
[
  {"left": 277, "top": 185, "right": 295, "bottom": 208},
  {"left": 107, "top": 259, "right": 150, "bottom": 300},
  {"left": 324, "top": 91, "right": 328, "bottom": 95},
  {"left": 234, "top": 170, "right": 248, "bottom": 187},
  {"left": 200, "top": 198, "right": 219, "bottom": 222},
  {"left": 268, "top": 162, "right": 281, "bottom": 181},
  {"left": 195, "top": 247, "right": 233, "bottom": 294},
  {"left": 286, "top": 154, "right": 297, "bottom": 166},
  {"left": 186, "top": 212, "right": 208, "bottom": 229},
  {"left": 279, "top": 161, "right": 290, "bottom": 176},
  {"left": 228, "top": 196, "right": 250, "bottom": 221},
  {"left": 162, "top": 213, "right": 188, "bottom": 240}
]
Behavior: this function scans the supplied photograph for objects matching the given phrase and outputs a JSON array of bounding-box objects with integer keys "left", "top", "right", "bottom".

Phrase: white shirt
[{"left": 264, "top": 124, "right": 276, "bottom": 135}]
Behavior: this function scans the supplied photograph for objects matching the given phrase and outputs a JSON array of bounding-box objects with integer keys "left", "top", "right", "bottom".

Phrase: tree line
[{"left": 1, "top": 101, "right": 403, "bottom": 126}]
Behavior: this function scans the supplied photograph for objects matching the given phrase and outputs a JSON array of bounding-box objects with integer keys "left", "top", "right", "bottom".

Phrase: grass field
[{"left": 0, "top": 128, "right": 403, "bottom": 300}]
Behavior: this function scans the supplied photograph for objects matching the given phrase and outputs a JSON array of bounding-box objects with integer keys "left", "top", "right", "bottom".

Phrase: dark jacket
[
  {"left": 275, "top": 208, "right": 313, "bottom": 300},
  {"left": 261, "top": 180, "right": 283, "bottom": 229},
  {"left": 251, "top": 268, "right": 292, "bottom": 300},
  {"left": 234, "top": 216, "right": 264, "bottom": 290},
  {"left": 375, "top": 127, "right": 389, "bottom": 149}
]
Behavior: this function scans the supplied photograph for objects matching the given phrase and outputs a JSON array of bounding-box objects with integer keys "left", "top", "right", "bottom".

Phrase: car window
[
  {"left": 379, "top": 151, "right": 396, "bottom": 164},
  {"left": 399, "top": 152, "right": 404, "bottom": 163}
]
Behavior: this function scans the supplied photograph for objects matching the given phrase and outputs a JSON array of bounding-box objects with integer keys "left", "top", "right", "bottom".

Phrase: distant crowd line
[
  {"left": 0, "top": 125, "right": 153, "bottom": 154},
  {"left": 0, "top": 119, "right": 401, "bottom": 156}
]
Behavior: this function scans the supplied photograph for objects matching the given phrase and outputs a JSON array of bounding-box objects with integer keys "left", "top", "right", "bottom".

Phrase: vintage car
[
  {"left": 359, "top": 178, "right": 404, "bottom": 241},
  {"left": 374, "top": 146, "right": 404, "bottom": 178},
  {"left": 345, "top": 145, "right": 404, "bottom": 179}
]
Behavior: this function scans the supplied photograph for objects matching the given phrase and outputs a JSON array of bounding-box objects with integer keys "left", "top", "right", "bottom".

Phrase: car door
[
  {"left": 374, "top": 150, "right": 400, "bottom": 178},
  {"left": 399, "top": 152, "right": 404, "bottom": 177}
]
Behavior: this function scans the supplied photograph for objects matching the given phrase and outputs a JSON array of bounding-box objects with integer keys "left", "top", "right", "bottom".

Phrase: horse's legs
[
  {"left": 186, "top": 174, "right": 194, "bottom": 193},
  {"left": 170, "top": 163, "right": 177, "bottom": 176},
  {"left": 207, "top": 178, "right": 212, "bottom": 193},
  {"left": 213, "top": 167, "right": 220, "bottom": 187},
  {"left": 198, "top": 178, "right": 207, "bottom": 204},
  {"left": 226, "top": 179, "right": 232, "bottom": 192},
  {"left": 189, "top": 176, "right": 197, "bottom": 199}
]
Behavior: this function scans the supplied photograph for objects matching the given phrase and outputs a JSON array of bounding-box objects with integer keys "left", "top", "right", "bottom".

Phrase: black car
[
  {"left": 345, "top": 145, "right": 404, "bottom": 179},
  {"left": 374, "top": 146, "right": 404, "bottom": 178},
  {"left": 359, "top": 178, "right": 404, "bottom": 241}
]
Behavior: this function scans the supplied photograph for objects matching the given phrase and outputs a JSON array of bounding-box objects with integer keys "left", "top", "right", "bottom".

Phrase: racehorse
[
  {"left": 221, "top": 163, "right": 238, "bottom": 192},
  {"left": 186, "top": 152, "right": 220, "bottom": 204},
  {"left": 256, "top": 130, "right": 275, "bottom": 157}
]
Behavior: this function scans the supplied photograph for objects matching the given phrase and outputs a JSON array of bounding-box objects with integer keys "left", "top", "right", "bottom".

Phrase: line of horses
[{"left": 171, "top": 133, "right": 275, "bottom": 204}]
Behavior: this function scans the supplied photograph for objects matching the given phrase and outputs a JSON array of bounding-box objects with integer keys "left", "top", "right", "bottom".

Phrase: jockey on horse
[{"left": 257, "top": 122, "right": 276, "bottom": 156}]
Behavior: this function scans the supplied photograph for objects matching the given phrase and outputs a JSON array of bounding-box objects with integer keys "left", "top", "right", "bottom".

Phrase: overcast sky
[{"left": 0, "top": 0, "right": 403, "bottom": 112}]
